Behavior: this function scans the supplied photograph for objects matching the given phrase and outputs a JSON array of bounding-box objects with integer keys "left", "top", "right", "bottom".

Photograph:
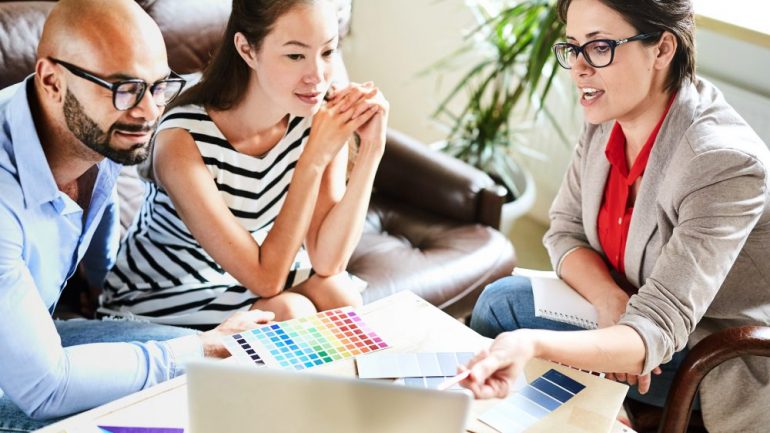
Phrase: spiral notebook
[{"left": 515, "top": 268, "right": 599, "bottom": 329}]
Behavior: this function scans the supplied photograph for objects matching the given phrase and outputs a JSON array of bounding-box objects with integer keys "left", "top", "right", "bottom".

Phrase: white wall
[
  {"left": 342, "top": 0, "right": 477, "bottom": 143},
  {"left": 697, "top": 28, "right": 770, "bottom": 144}
]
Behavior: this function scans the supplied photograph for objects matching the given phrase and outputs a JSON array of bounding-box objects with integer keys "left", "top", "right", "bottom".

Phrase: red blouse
[{"left": 597, "top": 94, "right": 676, "bottom": 281}]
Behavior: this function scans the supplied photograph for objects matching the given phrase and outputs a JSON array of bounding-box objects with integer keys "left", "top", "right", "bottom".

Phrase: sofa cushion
[
  {"left": 0, "top": 1, "right": 54, "bottom": 89},
  {"left": 351, "top": 196, "right": 515, "bottom": 315}
]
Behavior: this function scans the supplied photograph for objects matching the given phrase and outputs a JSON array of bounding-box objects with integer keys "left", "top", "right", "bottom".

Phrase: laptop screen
[{"left": 186, "top": 361, "right": 471, "bottom": 433}]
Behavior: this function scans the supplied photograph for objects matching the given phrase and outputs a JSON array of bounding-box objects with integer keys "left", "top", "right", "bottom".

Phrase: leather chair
[
  {"left": 625, "top": 326, "right": 770, "bottom": 433},
  {"left": 0, "top": 0, "right": 516, "bottom": 319}
]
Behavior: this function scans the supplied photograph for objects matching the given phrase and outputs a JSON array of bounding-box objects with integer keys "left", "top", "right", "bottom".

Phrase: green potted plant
[{"left": 429, "top": 0, "right": 573, "bottom": 227}]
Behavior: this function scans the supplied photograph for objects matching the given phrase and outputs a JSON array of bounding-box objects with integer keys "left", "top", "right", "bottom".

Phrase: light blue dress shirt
[{"left": 0, "top": 79, "right": 202, "bottom": 419}]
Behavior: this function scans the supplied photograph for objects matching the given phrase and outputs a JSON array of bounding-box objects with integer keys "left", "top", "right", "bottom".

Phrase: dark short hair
[
  {"left": 556, "top": 0, "right": 696, "bottom": 92},
  {"left": 172, "top": 0, "right": 320, "bottom": 111}
]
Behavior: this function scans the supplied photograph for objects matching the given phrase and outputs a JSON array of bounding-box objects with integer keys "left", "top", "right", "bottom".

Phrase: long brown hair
[
  {"left": 172, "top": 0, "right": 315, "bottom": 111},
  {"left": 556, "top": 0, "right": 696, "bottom": 92}
]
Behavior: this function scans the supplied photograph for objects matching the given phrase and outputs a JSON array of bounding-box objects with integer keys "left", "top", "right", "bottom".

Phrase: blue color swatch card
[{"left": 479, "top": 369, "right": 586, "bottom": 433}]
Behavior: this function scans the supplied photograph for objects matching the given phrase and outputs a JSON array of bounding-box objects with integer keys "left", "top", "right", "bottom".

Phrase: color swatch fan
[
  {"left": 223, "top": 307, "right": 389, "bottom": 370},
  {"left": 479, "top": 369, "right": 586, "bottom": 433}
]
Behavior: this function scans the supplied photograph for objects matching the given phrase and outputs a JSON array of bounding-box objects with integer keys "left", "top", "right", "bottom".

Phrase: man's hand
[{"left": 199, "top": 309, "right": 275, "bottom": 358}]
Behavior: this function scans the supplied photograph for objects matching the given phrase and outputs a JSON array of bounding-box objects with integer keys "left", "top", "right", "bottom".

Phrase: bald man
[{"left": 0, "top": 1, "right": 273, "bottom": 430}]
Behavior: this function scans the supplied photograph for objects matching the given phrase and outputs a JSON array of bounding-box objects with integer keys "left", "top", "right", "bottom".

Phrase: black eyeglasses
[
  {"left": 49, "top": 57, "right": 186, "bottom": 111},
  {"left": 552, "top": 32, "right": 662, "bottom": 69}
]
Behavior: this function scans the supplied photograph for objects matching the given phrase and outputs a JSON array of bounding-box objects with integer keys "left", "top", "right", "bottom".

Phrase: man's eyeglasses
[
  {"left": 552, "top": 32, "right": 662, "bottom": 69},
  {"left": 49, "top": 57, "right": 186, "bottom": 111}
]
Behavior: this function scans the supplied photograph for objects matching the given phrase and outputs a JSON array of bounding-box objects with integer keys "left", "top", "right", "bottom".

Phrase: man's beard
[{"left": 63, "top": 91, "right": 155, "bottom": 165}]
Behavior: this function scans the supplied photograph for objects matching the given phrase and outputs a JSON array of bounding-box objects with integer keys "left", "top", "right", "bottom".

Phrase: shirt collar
[
  {"left": 7, "top": 77, "right": 61, "bottom": 208},
  {"left": 604, "top": 91, "right": 678, "bottom": 184},
  {"left": 7, "top": 76, "right": 121, "bottom": 209}
]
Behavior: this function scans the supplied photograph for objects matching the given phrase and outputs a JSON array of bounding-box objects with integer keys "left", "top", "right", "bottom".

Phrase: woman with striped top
[{"left": 99, "top": 0, "right": 388, "bottom": 329}]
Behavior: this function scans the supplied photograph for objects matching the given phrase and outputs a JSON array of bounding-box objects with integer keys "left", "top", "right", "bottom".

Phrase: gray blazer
[{"left": 544, "top": 78, "right": 770, "bottom": 433}]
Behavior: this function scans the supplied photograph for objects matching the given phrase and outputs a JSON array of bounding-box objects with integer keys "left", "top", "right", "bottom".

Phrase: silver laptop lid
[{"left": 187, "top": 361, "right": 471, "bottom": 433}]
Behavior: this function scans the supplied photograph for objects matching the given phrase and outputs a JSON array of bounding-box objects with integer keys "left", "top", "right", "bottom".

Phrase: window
[{"left": 695, "top": 0, "right": 770, "bottom": 49}]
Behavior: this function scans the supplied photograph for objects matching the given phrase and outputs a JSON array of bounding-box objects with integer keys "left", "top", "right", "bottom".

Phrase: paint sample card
[
  {"left": 356, "top": 351, "right": 474, "bottom": 379},
  {"left": 479, "top": 369, "right": 585, "bottom": 433},
  {"left": 98, "top": 427, "right": 183, "bottom": 433},
  {"left": 223, "top": 307, "right": 389, "bottom": 370},
  {"left": 398, "top": 376, "right": 465, "bottom": 391}
]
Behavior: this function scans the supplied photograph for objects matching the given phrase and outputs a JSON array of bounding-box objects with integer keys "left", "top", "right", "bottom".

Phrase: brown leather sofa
[{"left": 0, "top": 0, "right": 516, "bottom": 319}]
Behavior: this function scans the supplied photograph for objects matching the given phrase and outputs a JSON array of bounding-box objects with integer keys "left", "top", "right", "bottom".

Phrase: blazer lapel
[
  {"left": 583, "top": 123, "right": 611, "bottom": 252},
  {"left": 624, "top": 83, "right": 699, "bottom": 287}
]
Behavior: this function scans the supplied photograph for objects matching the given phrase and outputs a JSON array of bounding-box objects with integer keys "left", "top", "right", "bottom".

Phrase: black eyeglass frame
[
  {"left": 552, "top": 32, "right": 662, "bottom": 69},
  {"left": 48, "top": 57, "right": 186, "bottom": 111}
]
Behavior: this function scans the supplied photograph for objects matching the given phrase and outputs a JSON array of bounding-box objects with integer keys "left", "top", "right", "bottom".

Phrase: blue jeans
[
  {"left": 470, "top": 276, "right": 701, "bottom": 409},
  {"left": 0, "top": 319, "right": 197, "bottom": 433}
]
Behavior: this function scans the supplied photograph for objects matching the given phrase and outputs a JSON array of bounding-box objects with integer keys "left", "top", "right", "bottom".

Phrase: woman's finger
[
  {"left": 638, "top": 373, "right": 652, "bottom": 395},
  {"left": 340, "top": 88, "right": 373, "bottom": 113},
  {"left": 345, "top": 105, "right": 378, "bottom": 130},
  {"left": 352, "top": 100, "right": 382, "bottom": 120},
  {"left": 468, "top": 353, "right": 507, "bottom": 386},
  {"left": 325, "top": 85, "right": 355, "bottom": 106},
  {"left": 327, "top": 84, "right": 371, "bottom": 111}
]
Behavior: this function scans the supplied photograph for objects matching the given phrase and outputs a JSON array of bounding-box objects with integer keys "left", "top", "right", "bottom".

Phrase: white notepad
[{"left": 515, "top": 268, "right": 599, "bottom": 329}]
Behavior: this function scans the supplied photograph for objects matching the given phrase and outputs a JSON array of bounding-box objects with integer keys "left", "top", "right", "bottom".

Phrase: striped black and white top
[{"left": 99, "top": 104, "right": 315, "bottom": 327}]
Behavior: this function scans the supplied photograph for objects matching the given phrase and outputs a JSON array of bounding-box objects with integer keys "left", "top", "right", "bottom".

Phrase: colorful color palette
[
  {"left": 479, "top": 369, "right": 585, "bottom": 433},
  {"left": 223, "top": 307, "right": 389, "bottom": 370},
  {"left": 98, "top": 427, "right": 183, "bottom": 433}
]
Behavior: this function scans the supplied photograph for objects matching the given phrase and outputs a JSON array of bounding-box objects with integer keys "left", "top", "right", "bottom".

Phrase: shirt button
[
  {"left": 52, "top": 197, "right": 65, "bottom": 213},
  {"left": 618, "top": 217, "right": 622, "bottom": 225}
]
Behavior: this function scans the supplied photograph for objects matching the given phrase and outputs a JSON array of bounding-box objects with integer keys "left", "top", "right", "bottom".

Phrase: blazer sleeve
[
  {"left": 619, "top": 146, "right": 768, "bottom": 374},
  {"left": 543, "top": 125, "right": 594, "bottom": 275}
]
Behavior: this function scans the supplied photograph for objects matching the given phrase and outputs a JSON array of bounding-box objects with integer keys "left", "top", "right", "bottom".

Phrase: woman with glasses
[
  {"left": 98, "top": 0, "right": 387, "bottom": 329},
  {"left": 465, "top": 1, "right": 769, "bottom": 431}
]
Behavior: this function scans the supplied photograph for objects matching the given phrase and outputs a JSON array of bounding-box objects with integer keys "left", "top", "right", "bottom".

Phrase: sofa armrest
[{"left": 373, "top": 129, "right": 507, "bottom": 228}]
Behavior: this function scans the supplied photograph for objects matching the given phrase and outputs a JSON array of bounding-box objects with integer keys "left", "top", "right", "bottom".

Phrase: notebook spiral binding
[{"left": 536, "top": 308, "right": 598, "bottom": 329}]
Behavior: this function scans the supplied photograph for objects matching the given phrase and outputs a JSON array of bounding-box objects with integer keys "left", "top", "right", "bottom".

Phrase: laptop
[{"left": 186, "top": 361, "right": 472, "bottom": 433}]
